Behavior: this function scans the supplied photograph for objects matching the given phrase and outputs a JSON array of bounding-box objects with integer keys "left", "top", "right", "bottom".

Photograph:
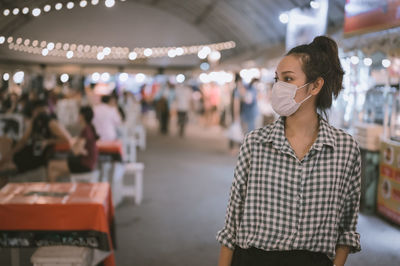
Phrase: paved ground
[{"left": 1, "top": 122, "right": 400, "bottom": 266}]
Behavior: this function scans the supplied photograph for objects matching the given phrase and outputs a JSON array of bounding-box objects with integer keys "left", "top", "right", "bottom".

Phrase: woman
[
  {"left": 47, "top": 106, "right": 99, "bottom": 182},
  {"left": 217, "top": 36, "right": 361, "bottom": 266},
  {"left": 0, "top": 99, "right": 71, "bottom": 173}
]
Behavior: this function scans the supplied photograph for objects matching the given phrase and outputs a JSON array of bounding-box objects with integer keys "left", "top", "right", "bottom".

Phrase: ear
[{"left": 310, "top": 77, "right": 324, "bottom": 96}]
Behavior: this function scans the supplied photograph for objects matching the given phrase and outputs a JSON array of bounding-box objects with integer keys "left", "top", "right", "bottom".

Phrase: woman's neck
[{"left": 285, "top": 108, "right": 319, "bottom": 138}]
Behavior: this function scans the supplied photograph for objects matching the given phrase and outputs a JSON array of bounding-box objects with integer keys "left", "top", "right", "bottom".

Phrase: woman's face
[{"left": 275, "top": 54, "right": 310, "bottom": 104}]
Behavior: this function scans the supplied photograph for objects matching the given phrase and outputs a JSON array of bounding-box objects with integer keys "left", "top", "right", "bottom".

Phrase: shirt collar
[{"left": 261, "top": 116, "right": 336, "bottom": 151}]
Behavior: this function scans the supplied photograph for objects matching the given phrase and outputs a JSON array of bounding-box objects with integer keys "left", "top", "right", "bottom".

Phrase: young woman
[
  {"left": 217, "top": 36, "right": 361, "bottom": 266},
  {"left": 47, "top": 106, "right": 99, "bottom": 182},
  {"left": 0, "top": 100, "right": 71, "bottom": 173}
]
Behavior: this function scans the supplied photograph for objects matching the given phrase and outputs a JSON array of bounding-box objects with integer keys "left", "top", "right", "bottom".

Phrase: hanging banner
[{"left": 344, "top": 0, "right": 400, "bottom": 36}]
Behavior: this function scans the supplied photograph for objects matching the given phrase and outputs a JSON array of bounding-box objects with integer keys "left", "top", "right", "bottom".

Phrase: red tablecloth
[
  {"left": 0, "top": 182, "right": 115, "bottom": 266},
  {"left": 54, "top": 140, "right": 123, "bottom": 156}
]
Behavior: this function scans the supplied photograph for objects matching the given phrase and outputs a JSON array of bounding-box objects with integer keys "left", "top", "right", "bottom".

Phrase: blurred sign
[
  {"left": 378, "top": 138, "right": 400, "bottom": 225},
  {"left": 344, "top": 0, "right": 400, "bottom": 36},
  {"left": 286, "top": 0, "right": 328, "bottom": 51}
]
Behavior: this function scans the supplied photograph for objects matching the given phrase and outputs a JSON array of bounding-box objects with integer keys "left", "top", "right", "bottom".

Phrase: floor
[{"left": 1, "top": 122, "right": 400, "bottom": 266}]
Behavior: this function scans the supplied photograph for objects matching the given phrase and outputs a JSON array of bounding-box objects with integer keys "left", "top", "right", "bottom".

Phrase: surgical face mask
[{"left": 271, "top": 81, "right": 312, "bottom": 117}]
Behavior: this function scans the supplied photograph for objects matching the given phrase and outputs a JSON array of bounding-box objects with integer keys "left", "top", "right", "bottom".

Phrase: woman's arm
[
  {"left": 336, "top": 144, "right": 362, "bottom": 264},
  {"left": 218, "top": 245, "right": 234, "bottom": 266},
  {"left": 217, "top": 135, "right": 251, "bottom": 264},
  {"left": 48, "top": 120, "right": 72, "bottom": 145},
  {"left": 71, "top": 138, "right": 87, "bottom": 156},
  {"left": 334, "top": 245, "right": 350, "bottom": 266}
]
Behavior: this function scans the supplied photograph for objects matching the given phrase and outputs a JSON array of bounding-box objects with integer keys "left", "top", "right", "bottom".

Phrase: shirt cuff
[
  {"left": 337, "top": 231, "right": 361, "bottom": 253},
  {"left": 216, "top": 228, "right": 236, "bottom": 250}
]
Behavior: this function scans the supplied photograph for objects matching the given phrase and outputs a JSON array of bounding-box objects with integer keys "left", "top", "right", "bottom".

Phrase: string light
[
  {"left": 129, "top": 51, "right": 137, "bottom": 60},
  {"left": 80, "top": 1, "right": 88, "bottom": 8},
  {"left": 67, "top": 2, "right": 75, "bottom": 9},
  {"left": 60, "top": 73, "right": 69, "bottom": 83},
  {"left": 32, "top": 8, "right": 41, "bottom": 17},
  {"left": 22, "top": 7, "right": 29, "bottom": 14},
  {"left": 105, "top": 0, "right": 115, "bottom": 8},
  {"left": 3, "top": 73, "right": 10, "bottom": 81},
  {"left": 44, "top": 5, "right": 51, "bottom": 12},
  {"left": 1, "top": 0, "right": 128, "bottom": 17},
  {"left": 2, "top": 35, "right": 236, "bottom": 60},
  {"left": 55, "top": 3, "right": 63, "bottom": 10}
]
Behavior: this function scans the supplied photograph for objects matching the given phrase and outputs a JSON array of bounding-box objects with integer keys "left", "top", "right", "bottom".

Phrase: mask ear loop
[{"left": 295, "top": 82, "right": 312, "bottom": 104}]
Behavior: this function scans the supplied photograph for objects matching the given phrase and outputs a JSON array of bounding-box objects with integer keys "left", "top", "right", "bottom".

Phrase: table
[
  {"left": 0, "top": 182, "right": 116, "bottom": 266},
  {"left": 54, "top": 140, "right": 123, "bottom": 162},
  {"left": 54, "top": 140, "right": 125, "bottom": 205}
]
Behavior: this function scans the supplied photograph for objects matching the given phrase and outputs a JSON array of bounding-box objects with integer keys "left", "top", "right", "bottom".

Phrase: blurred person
[
  {"left": 92, "top": 95, "right": 122, "bottom": 141},
  {"left": 203, "top": 83, "right": 220, "bottom": 126},
  {"left": 238, "top": 78, "right": 259, "bottom": 133},
  {"left": 0, "top": 100, "right": 71, "bottom": 173},
  {"left": 217, "top": 36, "right": 361, "bottom": 266},
  {"left": 110, "top": 92, "right": 126, "bottom": 122},
  {"left": 227, "top": 74, "right": 244, "bottom": 154},
  {"left": 174, "top": 83, "right": 192, "bottom": 137},
  {"left": 155, "top": 82, "right": 175, "bottom": 135},
  {"left": 2, "top": 92, "right": 19, "bottom": 114},
  {"left": 47, "top": 106, "right": 99, "bottom": 182}
]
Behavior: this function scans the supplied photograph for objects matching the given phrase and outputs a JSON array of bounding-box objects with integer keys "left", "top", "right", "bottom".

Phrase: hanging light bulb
[
  {"left": 97, "top": 52, "right": 105, "bottom": 60},
  {"left": 279, "top": 13, "right": 289, "bottom": 24},
  {"left": 144, "top": 48, "right": 153, "bottom": 57},
  {"left": 22, "top": 7, "right": 29, "bottom": 14},
  {"left": 12, "top": 8, "right": 20, "bottom": 15},
  {"left": 105, "top": 0, "right": 115, "bottom": 8},
  {"left": 3, "top": 73, "right": 10, "bottom": 81},
  {"left": 66, "top": 51, "right": 74, "bottom": 59},
  {"left": 382, "top": 59, "right": 391, "bottom": 68},
  {"left": 44, "top": 5, "right": 51, "bottom": 12},
  {"left": 129, "top": 51, "right": 137, "bottom": 60},
  {"left": 103, "top": 47, "right": 111, "bottom": 55},
  {"left": 32, "top": 8, "right": 41, "bottom": 16},
  {"left": 60, "top": 74, "right": 69, "bottom": 83},
  {"left": 42, "top": 48, "right": 49, "bottom": 56},
  {"left": 80, "top": 0, "right": 88, "bottom": 8},
  {"left": 363, "top": 57, "right": 372, "bottom": 66},
  {"left": 55, "top": 3, "right": 63, "bottom": 10},
  {"left": 176, "top": 74, "right": 185, "bottom": 83},
  {"left": 3, "top": 9, "right": 10, "bottom": 16},
  {"left": 47, "top": 42, "right": 55, "bottom": 51}
]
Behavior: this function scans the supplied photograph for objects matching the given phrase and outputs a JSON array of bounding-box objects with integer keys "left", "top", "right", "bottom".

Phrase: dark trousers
[
  {"left": 231, "top": 247, "right": 333, "bottom": 266},
  {"left": 177, "top": 111, "right": 188, "bottom": 137}
]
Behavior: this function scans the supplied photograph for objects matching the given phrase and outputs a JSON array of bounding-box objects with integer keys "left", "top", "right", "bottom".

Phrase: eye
[
  {"left": 274, "top": 76, "right": 278, "bottom": 83},
  {"left": 283, "top": 76, "right": 293, "bottom": 82}
]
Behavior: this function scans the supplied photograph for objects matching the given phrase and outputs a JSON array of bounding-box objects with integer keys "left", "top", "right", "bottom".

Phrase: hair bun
[{"left": 310, "top": 36, "right": 338, "bottom": 55}]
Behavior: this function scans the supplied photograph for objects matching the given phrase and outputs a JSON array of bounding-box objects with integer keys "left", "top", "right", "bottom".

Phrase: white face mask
[{"left": 271, "top": 81, "right": 312, "bottom": 117}]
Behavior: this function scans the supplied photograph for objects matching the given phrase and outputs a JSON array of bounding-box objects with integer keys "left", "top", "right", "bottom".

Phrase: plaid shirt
[{"left": 217, "top": 116, "right": 361, "bottom": 260}]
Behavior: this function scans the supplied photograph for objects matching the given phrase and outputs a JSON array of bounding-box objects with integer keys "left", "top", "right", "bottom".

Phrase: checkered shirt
[{"left": 217, "top": 116, "right": 361, "bottom": 260}]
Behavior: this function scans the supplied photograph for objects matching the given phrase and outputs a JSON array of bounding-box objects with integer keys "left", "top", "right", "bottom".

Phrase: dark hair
[
  {"left": 79, "top": 106, "right": 99, "bottom": 140},
  {"left": 101, "top": 95, "right": 111, "bottom": 103},
  {"left": 234, "top": 73, "right": 242, "bottom": 83},
  {"left": 287, "top": 36, "right": 344, "bottom": 115}
]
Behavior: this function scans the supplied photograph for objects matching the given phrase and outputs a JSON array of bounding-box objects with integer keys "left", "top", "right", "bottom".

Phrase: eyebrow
[{"left": 275, "top": 71, "right": 295, "bottom": 75}]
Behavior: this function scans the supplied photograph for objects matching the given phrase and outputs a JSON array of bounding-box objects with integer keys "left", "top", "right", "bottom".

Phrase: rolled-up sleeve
[
  {"left": 337, "top": 145, "right": 361, "bottom": 253},
  {"left": 216, "top": 135, "right": 251, "bottom": 249}
]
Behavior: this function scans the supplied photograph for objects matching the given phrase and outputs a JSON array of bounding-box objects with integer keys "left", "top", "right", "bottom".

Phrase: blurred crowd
[{"left": 0, "top": 73, "right": 278, "bottom": 182}]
